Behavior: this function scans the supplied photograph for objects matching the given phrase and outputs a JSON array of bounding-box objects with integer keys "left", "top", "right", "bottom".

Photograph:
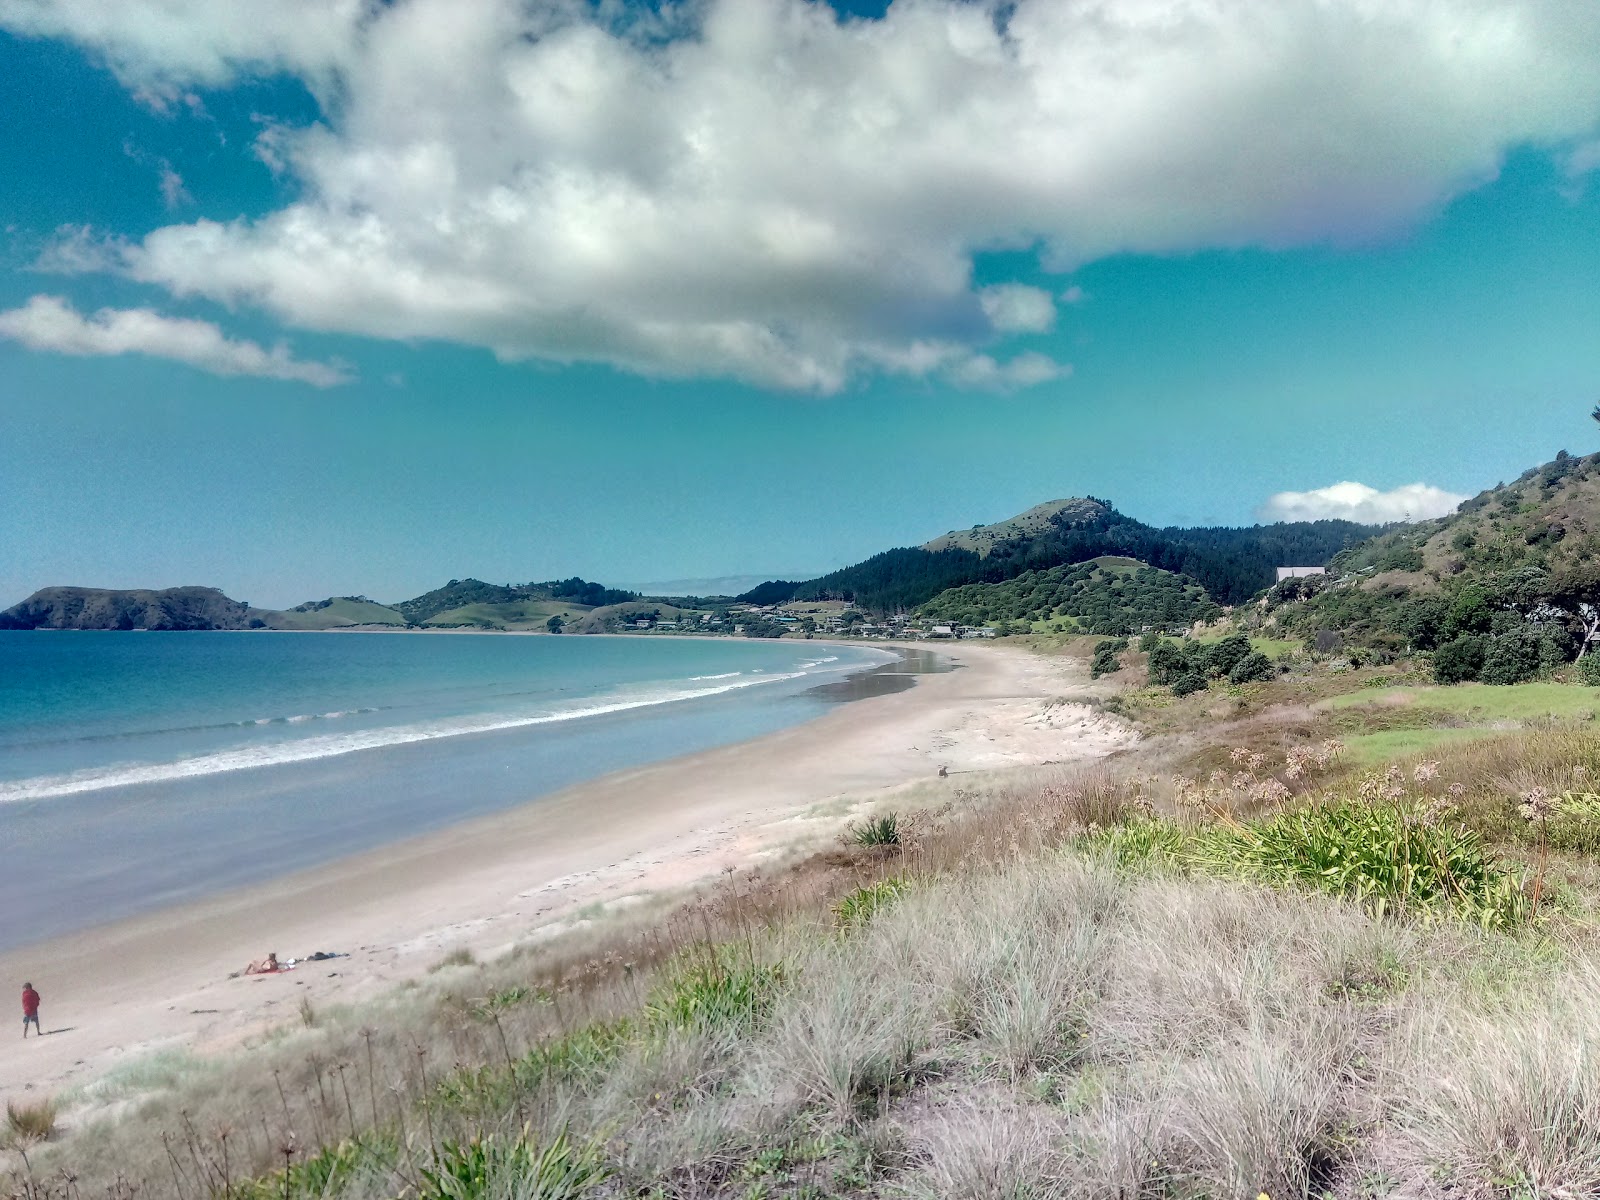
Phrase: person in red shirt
[{"left": 21, "top": 983, "right": 40, "bottom": 1038}]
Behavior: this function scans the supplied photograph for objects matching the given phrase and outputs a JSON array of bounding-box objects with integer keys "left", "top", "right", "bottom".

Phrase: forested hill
[
  {"left": 1261, "top": 449, "right": 1600, "bottom": 683},
  {"left": 741, "top": 499, "right": 1383, "bottom": 612}
]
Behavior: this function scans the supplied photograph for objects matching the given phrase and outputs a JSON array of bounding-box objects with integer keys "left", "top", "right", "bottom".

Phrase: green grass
[
  {"left": 424, "top": 599, "right": 592, "bottom": 628},
  {"left": 1191, "top": 630, "right": 1302, "bottom": 657},
  {"left": 1085, "top": 554, "right": 1144, "bottom": 575},
  {"left": 1326, "top": 682, "right": 1600, "bottom": 722},
  {"left": 1084, "top": 805, "right": 1530, "bottom": 929},
  {"left": 1341, "top": 728, "right": 1502, "bottom": 766},
  {"left": 266, "top": 598, "right": 406, "bottom": 628}
]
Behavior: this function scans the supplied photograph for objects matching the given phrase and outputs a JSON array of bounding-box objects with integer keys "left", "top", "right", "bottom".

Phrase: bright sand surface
[{"left": 0, "top": 642, "right": 1131, "bottom": 1113}]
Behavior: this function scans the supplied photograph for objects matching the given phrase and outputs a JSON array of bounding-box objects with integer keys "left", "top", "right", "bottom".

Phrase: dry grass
[
  {"left": 18, "top": 718, "right": 1600, "bottom": 1199},
  {"left": 4, "top": 1098, "right": 56, "bottom": 1145}
]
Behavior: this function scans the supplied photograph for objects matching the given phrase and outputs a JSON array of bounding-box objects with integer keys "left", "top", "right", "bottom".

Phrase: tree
[
  {"left": 1433, "top": 635, "right": 1486, "bottom": 684},
  {"left": 1204, "top": 633, "right": 1253, "bottom": 678},
  {"left": 1228, "top": 651, "right": 1274, "bottom": 684},
  {"left": 546, "top": 615, "right": 564, "bottom": 634}
]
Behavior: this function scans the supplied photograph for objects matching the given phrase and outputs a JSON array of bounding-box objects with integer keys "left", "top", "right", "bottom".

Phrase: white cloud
[
  {"left": 1257, "top": 481, "right": 1468, "bottom": 525},
  {"left": 1059, "top": 285, "right": 1087, "bottom": 306},
  {"left": 0, "top": 0, "right": 368, "bottom": 90},
  {"left": 8, "top": 0, "right": 1600, "bottom": 390},
  {"left": 947, "top": 350, "right": 1069, "bottom": 391},
  {"left": 979, "top": 284, "right": 1056, "bottom": 333},
  {"left": 0, "top": 294, "right": 350, "bottom": 386},
  {"left": 157, "top": 161, "right": 191, "bottom": 209}
]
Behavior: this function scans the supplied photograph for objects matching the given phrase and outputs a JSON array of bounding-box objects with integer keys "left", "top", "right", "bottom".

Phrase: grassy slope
[
  {"left": 263, "top": 598, "right": 406, "bottom": 629},
  {"left": 423, "top": 599, "right": 592, "bottom": 628},
  {"left": 920, "top": 497, "right": 1108, "bottom": 555},
  {"left": 1325, "top": 680, "right": 1600, "bottom": 721}
]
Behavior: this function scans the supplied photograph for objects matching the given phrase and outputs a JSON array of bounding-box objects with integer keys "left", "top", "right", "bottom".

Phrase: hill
[
  {"left": 1261, "top": 448, "right": 1600, "bottom": 683},
  {"left": 921, "top": 498, "right": 1111, "bottom": 555},
  {"left": 393, "top": 577, "right": 636, "bottom": 627},
  {"left": 742, "top": 498, "right": 1382, "bottom": 612},
  {"left": 263, "top": 596, "right": 406, "bottom": 629},
  {"left": 0, "top": 585, "right": 264, "bottom": 630},
  {"left": 918, "top": 555, "right": 1223, "bottom": 635}
]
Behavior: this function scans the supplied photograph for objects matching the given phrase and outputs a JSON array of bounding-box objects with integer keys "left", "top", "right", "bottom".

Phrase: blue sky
[{"left": 2, "top": 1, "right": 1600, "bottom": 607}]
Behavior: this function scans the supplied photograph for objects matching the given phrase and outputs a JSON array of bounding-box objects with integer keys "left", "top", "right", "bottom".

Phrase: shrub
[
  {"left": 1580, "top": 653, "right": 1600, "bottom": 687},
  {"left": 848, "top": 812, "right": 901, "bottom": 848},
  {"left": 1146, "top": 638, "right": 1193, "bottom": 685},
  {"left": 1091, "top": 638, "right": 1128, "bottom": 678},
  {"left": 5, "top": 1096, "right": 57, "bottom": 1142},
  {"left": 832, "top": 877, "right": 912, "bottom": 929},
  {"left": 1172, "top": 672, "right": 1208, "bottom": 697},
  {"left": 1204, "top": 633, "right": 1253, "bottom": 678},
  {"left": 1480, "top": 627, "right": 1547, "bottom": 685},
  {"left": 1228, "top": 651, "right": 1274, "bottom": 685},
  {"left": 1433, "top": 634, "right": 1487, "bottom": 684}
]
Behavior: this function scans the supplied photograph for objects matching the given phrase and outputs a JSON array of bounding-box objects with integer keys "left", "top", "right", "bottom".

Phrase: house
[{"left": 1275, "top": 566, "right": 1327, "bottom": 581}]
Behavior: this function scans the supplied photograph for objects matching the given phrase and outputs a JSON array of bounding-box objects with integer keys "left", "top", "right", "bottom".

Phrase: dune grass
[
  {"left": 4, "top": 1098, "right": 56, "bottom": 1145},
  {"left": 18, "top": 720, "right": 1600, "bottom": 1199}
]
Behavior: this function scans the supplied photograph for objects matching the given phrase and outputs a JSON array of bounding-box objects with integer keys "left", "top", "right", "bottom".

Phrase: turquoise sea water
[{"left": 0, "top": 632, "right": 894, "bottom": 950}]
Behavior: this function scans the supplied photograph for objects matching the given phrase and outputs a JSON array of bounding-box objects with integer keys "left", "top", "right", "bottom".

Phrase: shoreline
[{"left": 0, "top": 642, "right": 1130, "bottom": 1115}]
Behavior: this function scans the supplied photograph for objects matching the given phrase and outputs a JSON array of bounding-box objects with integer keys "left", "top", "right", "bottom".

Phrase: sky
[{"left": 2, "top": 0, "right": 1600, "bottom": 608}]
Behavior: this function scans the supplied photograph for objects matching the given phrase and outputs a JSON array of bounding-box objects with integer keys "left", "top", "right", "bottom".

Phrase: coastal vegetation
[
  {"left": 917, "top": 557, "right": 1220, "bottom": 636},
  {"left": 17, "top": 634, "right": 1600, "bottom": 1198}
]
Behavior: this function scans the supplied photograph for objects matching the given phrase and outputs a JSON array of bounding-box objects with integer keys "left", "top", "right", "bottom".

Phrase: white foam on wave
[
  {"left": 689, "top": 672, "right": 741, "bottom": 681},
  {"left": 0, "top": 671, "right": 807, "bottom": 805}
]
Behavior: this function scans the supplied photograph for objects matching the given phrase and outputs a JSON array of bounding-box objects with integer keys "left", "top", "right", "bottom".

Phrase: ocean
[{"left": 0, "top": 631, "right": 896, "bottom": 950}]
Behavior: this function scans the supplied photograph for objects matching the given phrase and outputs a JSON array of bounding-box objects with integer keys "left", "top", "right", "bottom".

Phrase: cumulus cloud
[
  {"left": 7, "top": 0, "right": 1600, "bottom": 390},
  {"left": 0, "top": 294, "right": 350, "bottom": 386},
  {"left": 1257, "top": 481, "right": 1468, "bottom": 525}
]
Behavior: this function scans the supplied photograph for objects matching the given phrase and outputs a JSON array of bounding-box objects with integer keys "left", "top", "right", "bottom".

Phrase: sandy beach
[{"left": 0, "top": 642, "right": 1131, "bottom": 1114}]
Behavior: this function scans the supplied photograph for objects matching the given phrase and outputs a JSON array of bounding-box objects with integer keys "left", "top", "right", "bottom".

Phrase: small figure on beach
[
  {"left": 243, "top": 953, "right": 281, "bottom": 975},
  {"left": 21, "top": 982, "right": 40, "bottom": 1038},
  {"left": 938, "top": 765, "right": 948, "bottom": 777}
]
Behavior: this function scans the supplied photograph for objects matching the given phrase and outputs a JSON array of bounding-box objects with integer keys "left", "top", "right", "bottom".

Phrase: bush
[
  {"left": 1172, "top": 672, "right": 1208, "bottom": 697},
  {"left": 1579, "top": 654, "right": 1600, "bottom": 687},
  {"left": 1480, "top": 631, "right": 1543, "bottom": 685},
  {"left": 1434, "top": 635, "right": 1487, "bottom": 684},
  {"left": 1204, "top": 633, "right": 1253, "bottom": 678},
  {"left": 1091, "top": 638, "right": 1128, "bottom": 678},
  {"left": 1228, "top": 651, "right": 1274, "bottom": 685}
]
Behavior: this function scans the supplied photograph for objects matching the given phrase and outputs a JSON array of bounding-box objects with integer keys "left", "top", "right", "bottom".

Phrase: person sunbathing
[{"left": 243, "top": 953, "right": 281, "bottom": 975}]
